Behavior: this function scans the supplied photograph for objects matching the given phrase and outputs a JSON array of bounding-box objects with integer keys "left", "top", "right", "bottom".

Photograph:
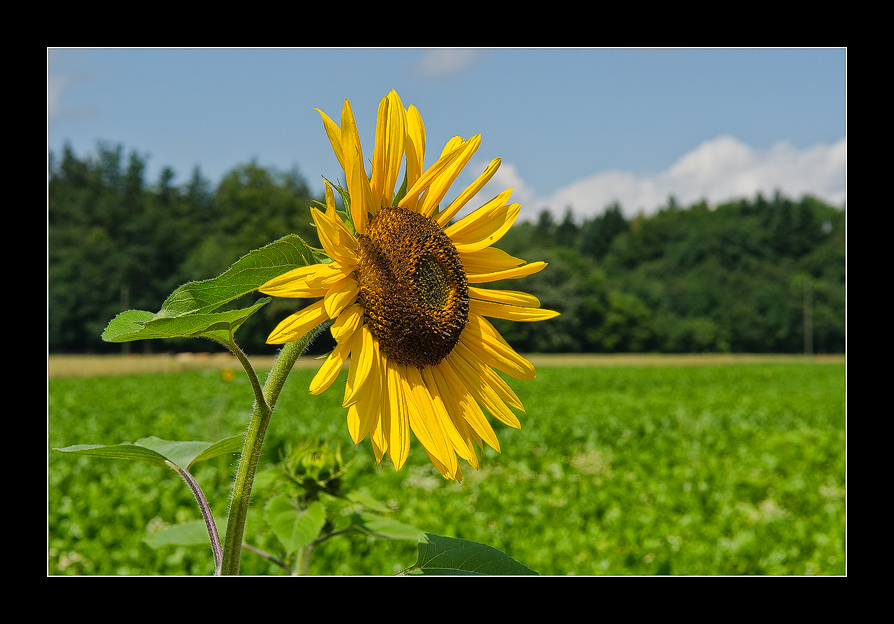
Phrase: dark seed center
[{"left": 357, "top": 206, "right": 469, "bottom": 368}]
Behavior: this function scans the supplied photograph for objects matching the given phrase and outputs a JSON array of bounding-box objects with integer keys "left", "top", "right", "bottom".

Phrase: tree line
[{"left": 48, "top": 142, "right": 845, "bottom": 356}]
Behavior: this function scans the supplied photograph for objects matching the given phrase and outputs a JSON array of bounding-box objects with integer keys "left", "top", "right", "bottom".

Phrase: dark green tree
[{"left": 578, "top": 202, "right": 629, "bottom": 260}]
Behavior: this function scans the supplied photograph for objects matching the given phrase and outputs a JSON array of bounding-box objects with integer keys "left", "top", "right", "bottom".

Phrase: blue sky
[{"left": 48, "top": 48, "right": 846, "bottom": 222}]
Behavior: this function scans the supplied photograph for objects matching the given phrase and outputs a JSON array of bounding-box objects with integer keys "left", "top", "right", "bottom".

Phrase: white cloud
[
  {"left": 413, "top": 49, "right": 482, "bottom": 78},
  {"left": 47, "top": 58, "right": 97, "bottom": 126},
  {"left": 467, "top": 135, "right": 847, "bottom": 222},
  {"left": 47, "top": 73, "right": 72, "bottom": 124}
]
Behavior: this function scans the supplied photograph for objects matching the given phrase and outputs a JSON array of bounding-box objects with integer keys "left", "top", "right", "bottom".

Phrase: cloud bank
[{"left": 471, "top": 135, "right": 847, "bottom": 221}]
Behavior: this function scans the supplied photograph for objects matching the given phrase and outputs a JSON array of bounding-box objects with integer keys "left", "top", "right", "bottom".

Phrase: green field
[{"left": 48, "top": 357, "right": 846, "bottom": 575}]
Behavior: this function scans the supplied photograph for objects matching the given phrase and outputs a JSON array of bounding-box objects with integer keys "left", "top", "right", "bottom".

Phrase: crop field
[{"left": 48, "top": 354, "right": 846, "bottom": 575}]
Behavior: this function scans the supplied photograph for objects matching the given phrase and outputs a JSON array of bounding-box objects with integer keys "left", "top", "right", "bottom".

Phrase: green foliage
[
  {"left": 101, "top": 235, "right": 318, "bottom": 345},
  {"left": 48, "top": 142, "right": 844, "bottom": 356},
  {"left": 266, "top": 497, "right": 327, "bottom": 556},
  {"left": 498, "top": 194, "right": 845, "bottom": 354},
  {"left": 400, "top": 533, "right": 537, "bottom": 575},
  {"left": 55, "top": 435, "right": 243, "bottom": 472},
  {"left": 48, "top": 143, "right": 323, "bottom": 355},
  {"left": 49, "top": 361, "right": 845, "bottom": 575}
]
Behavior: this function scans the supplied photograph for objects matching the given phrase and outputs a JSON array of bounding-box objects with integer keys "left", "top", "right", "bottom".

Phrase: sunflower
[{"left": 260, "top": 90, "right": 558, "bottom": 481}]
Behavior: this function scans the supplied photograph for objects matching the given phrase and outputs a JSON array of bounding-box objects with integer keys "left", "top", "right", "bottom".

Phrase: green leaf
[
  {"left": 102, "top": 235, "right": 318, "bottom": 343},
  {"left": 401, "top": 533, "right": 538, "bottom": 576},
  {"left": 187, "top": 434, "right": 245, "bottom": 469},
  {"left": 143, "top": 517, "right": 226, "bottom": 549},
  {"left": 351, "top": 513, "right": 422, "bottom": 541},
  {"left": 266, "top": 496, "right": 327, "bottom": 555},
  {"left": 345, "top": 489, "right": 392, "bottom": 513},
  {"left": 54, "top": 435, "right": 243, "bottom": 471},
  {"left": 102, "top": 298, "right": 270, "bottom": 343},
  {"left": 156, "top": 235, "right": 318, "bottom": 318},
  {"left": 54, "top": 440, "right": 173, "bottom": 469}
]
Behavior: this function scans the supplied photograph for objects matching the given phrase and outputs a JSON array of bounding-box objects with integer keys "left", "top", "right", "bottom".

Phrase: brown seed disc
[{"left": 357, "top": 206, "right": 469, "bottom": 368}]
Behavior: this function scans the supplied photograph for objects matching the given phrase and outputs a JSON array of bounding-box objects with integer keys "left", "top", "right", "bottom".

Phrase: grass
[{"left": 48, "top": 354, "right": 846, "bottom": 575}]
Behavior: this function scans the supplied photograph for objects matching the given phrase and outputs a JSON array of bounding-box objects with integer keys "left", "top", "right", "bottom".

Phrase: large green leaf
[
  {"left": 101, "top": 235, "right": 319, "bottom": 343},
  {"left": 54, "top": 434, "right": 243, "bottom": 471},
  {"left": 351, "top": 513, "right": 422, "bottom": 541},
  {"left": 400, "top": 533, "right": 538, "bottom": 575},
  {"left": 143, "top": 517, "right": 226, "bottom": 549},
  {"left": 101, "top": 298, "right": 270, "bottom": 343},
  {"left": 154, "top": 235, "right": 319, "bottom": 318},
  {"left": 266, "top": 496, "right": 327, "bottom": 555}
]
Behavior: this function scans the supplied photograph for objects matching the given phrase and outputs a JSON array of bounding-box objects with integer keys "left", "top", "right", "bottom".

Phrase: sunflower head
[
  {"left": 260, "top": 90, "right": 558, "bottom": 482},
  {"left": 358, "top": 205, "right": 469, "bottom": 369}
]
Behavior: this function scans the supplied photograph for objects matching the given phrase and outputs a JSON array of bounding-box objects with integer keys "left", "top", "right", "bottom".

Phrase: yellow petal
[
  {"left": 397, "top": 140, "right": 466, "bottom": 213},
  {"left": 266, "top": 299, "right": 328, "bottom": 344},
  {"left": 324, "top": 180, "right": 337, "bottom": 217},
  {"left": 260, "top": 263, "right": 344, "bottom": 298},
  {"left": 330, "top": 303, "right": 364, "bottom": 342},
  {"left": 468, "top": 286, "right": 541, "bottom": 308},
  {"left": 370, "top": 91, "right": 406, "bottom": 209},
  {"left": 403, "top": 365, "right": 457, "bottom": 478},
  {"left": 309, "top": 330, "right": 356, "bottom": 395},
  {"left": 423, "top": 448, "right": 464, "bottom": 482},
  {"left": 453, "top": 341, "right": 525, "bottom": 413},
  {"left": 348, "top": 395, "right": 382, "bottom": 446},
  {"left": 346, "top": 403, "right": 364, "bottom": 445},
  {"left": 440, "top": 136, "right": 465, "bottom": 156},
  {"left": 446, "top": 197, "right": 520, "bottom": 254},
  {"left": 343, "top": 324, "right": 376, "bottom": 407},
  {"left": 403, "top": 105, "right": 426, "bottom": 211},
  {"left": 323, "top": 275, "right": 360, "bottom": 319},
  {"left": 370, "top": 413, "right": 386, "bottom": 465},
  {"left": 384, "top": 360, "right": 410, "bottom": 470},
  {"left": 418, "top": 135, "right": 481, "bottom": 218},
  {"left": 444, "top": 189, "right": 512, "bottom": 242},
  {"left": 340, "top": 99, "right": 374, "bottom": 234},
  {"left": 434, "top": 360, "right": 502, "bottom": 452},
  {"left": 316, "top": 108, "right": 344, "bottom": 172},
  {"left": 346, "top": 338, "right": 382, "bottom": 444},
  {"left": 458, "top": 246, "right": 525, "bottom": 275},
  {"left": 435, "top": 157, "right": 501, "bottom": 227},
  {"left": 311, "top": 207, "right": 358, "bottom": 266},
  {"left": 466, "top": 261, "right": 548, "bottom": 284},
  {"left": 469, "top": 298, "right": 560, "bottom": 323},
  {"left": 452, "top": 206, "right": 519, "bottom": 253},
  {"left": 421, "top": 366, "right": 479, "bottom": 468},
  {"left": 461, "top": 313, "right": 537, "bottom": 381},
  {"left": 446, "top": 350, "right": 521, "bottom": 429}
]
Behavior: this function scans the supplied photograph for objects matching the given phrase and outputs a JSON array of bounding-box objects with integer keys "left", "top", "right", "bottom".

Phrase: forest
[{"left": 47, "top": 142, "right": 846, "bottom": 356}]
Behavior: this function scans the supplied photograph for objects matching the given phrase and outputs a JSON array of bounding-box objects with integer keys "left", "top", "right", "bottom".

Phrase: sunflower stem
[
  {"left": 219, "top": 322, "right": 329, "bottom": 576},
  {"left": 219, "top": 339, "right": 304, "bottom": 575},
  {"left": 294, "top": 544, "right": 313, "bottom": 576},
  {"left": 223, "top": 337, "right": 267, "bottom": 411},
  {"left": 168, "top": 461, "right": 223, "bottom": 575}
]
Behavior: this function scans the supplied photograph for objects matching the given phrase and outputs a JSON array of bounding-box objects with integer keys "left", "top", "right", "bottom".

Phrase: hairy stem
[
  {"left": 169, "top": 461, "right": 222, "bottom": 575},
  {"left": 225, "top": 338, "right": 267, "bottom": 410},
  {"left": 294, "top": 544, "right": 314, "bottom": 576},
  {"left": 218, "top": 323, "right": 327, "bottom": 576}
]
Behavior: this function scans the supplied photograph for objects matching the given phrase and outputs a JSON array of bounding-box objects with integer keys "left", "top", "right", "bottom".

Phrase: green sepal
[
  {"left": 393, "top": 170, "right": 408, "bottom": 207},
  {"left": 322, "top": 177, "right": 356, "bottom": 236}
]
